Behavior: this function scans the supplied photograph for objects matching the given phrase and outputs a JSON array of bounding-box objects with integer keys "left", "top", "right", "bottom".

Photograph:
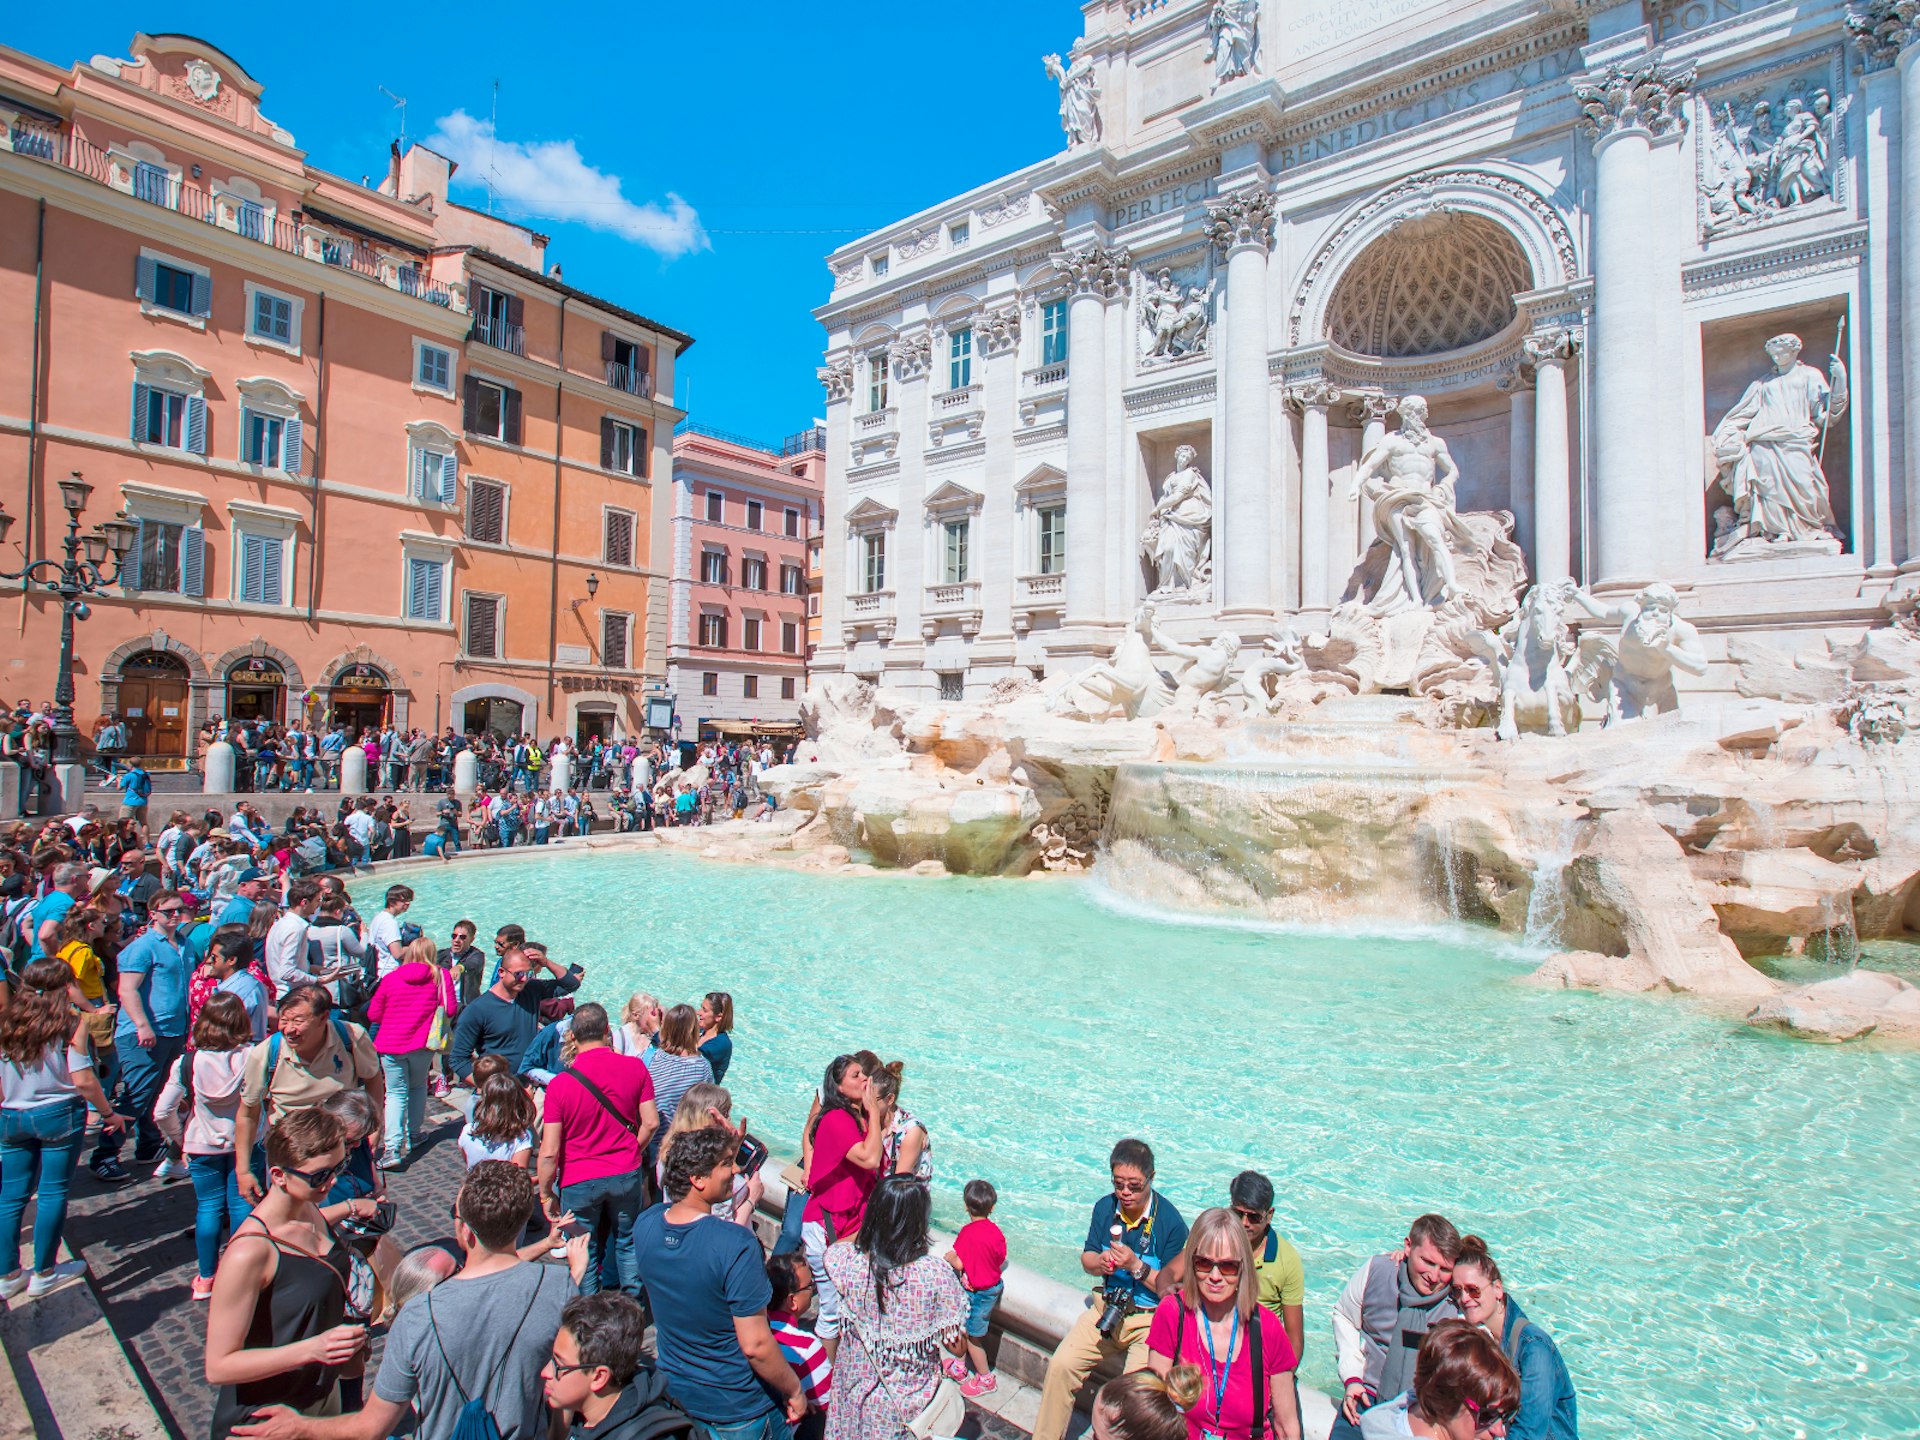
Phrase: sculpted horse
[{"left": 1493, "top": 579, "right": 1582, "bottom": 740}]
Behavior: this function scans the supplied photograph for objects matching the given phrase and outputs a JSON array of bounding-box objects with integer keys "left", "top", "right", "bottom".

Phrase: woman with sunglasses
[
  {"left": 204, "top": 1107, "right": 382, "bottom": 1440},
  {"left": 1146, "top": 1208, "right": 1302, "bottom": 1440},
  {"left": 1449, "top": 1238, "right": 1578, "bottom": 1440},
  {"left": 1358, "top": 1319, "right": 1520, "bottom": 1440}
]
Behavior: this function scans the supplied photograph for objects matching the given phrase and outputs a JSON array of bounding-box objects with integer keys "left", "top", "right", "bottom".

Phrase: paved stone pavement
[{"left": 63, "top": 1099, "right": 474, "bottom": 1440}]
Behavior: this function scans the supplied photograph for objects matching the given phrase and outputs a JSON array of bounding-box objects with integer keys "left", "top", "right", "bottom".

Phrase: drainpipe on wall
[
  {"left": 309, "top": 293, "right": 327, "bottom": 623},
  {"left": 544, "top": 297, "right": 568, "bottom": 729},
  {"left": 18, "top": 199, "right": 47, "bottom": 633}
]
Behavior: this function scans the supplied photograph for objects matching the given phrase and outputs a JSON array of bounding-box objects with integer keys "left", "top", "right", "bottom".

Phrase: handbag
[
  {"left": 425, "top": 969, "right": 454, "bottom": 1051},
  {"left": 849, "top": 1297, "right": 966, "bottom": 1440}
]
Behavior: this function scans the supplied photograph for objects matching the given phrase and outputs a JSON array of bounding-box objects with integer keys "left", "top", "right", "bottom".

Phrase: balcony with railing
[
  {"left": 1023, "top": 360, "right": 1069, "bottom": 391},
  {"left": 606, "top": 361, "right": 652, "bottom": 396},
  {"left": 921, "top": 579, "right": 982, "bottom": 638},
  {"left": 781, "top": 426, "right": 825, "bottom": 456},
  {"left": 843, "top": 588, "right": 896, "bottom": 642},
  {"left": 2, "top": 120, "right": 461, "bottom": 309},
  {"left": 473, "top": 314, "right": 526, "bottom": 356},
  {"left": 1013, "top": 572, "right": 1066, "bottom": 633}
]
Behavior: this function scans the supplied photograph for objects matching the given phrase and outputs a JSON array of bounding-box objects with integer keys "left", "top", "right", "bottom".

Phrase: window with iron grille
[{"left": 938, "top": 671, "right": 964, "bottom": 701}]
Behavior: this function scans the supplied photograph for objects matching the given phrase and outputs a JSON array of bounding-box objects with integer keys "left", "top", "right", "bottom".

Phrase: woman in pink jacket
[{"left": 365, "top": 936, "right": 455, "bottom": 1166}]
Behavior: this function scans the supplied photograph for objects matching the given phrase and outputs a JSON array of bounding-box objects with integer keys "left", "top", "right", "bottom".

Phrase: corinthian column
[
  {"left": 1571, "top": 52, "right": 1695, "bottom": 585},
  {"left": 1287, "top": 382, "right": 1341, "bottom": 611},
  {"left": 1849, "top": 2, "right": 1920, "bottom": 570},
  {"left": 1524, "top": 329, "right": 1581, "bottom": 585},
  {"left": 1054, "top": 244, "right": 1129, "bottom": 626},
  {"left": 1206, "top": 191, "right": 1278, "bottom": 616}
]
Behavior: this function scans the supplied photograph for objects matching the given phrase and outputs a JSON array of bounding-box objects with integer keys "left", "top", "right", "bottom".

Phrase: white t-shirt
[
  {"left": 368, "top": 910, "right": 403, "bottom": 979},
  {"left": 263, "top": 911, "right": 314, "bottom": 992},
  {"left": 458, "top": 1123, "right": 535, "bottom": 1168},
  {"left": 344, "top": 811, "right": 376, "bottom": 847}
]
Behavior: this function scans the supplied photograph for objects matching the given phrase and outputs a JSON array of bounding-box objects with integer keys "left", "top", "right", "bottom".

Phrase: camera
[{"left": 1094, "top": 1277, "right": 1136, "bottom": 1337}]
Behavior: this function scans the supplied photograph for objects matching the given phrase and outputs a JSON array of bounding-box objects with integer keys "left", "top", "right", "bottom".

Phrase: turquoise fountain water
[{"left": 359, "top": 850, "right": 1920, "bottom": 1438}]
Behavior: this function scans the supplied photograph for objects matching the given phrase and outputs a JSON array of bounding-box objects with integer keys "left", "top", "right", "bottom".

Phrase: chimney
[{"left": 386, "top": 140, "right": 402, "bottom": 196}]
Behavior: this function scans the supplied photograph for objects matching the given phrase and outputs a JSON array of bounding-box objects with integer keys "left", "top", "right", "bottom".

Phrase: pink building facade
[{"left": 667, "top": 425, "right": 822, "bottom": 738}]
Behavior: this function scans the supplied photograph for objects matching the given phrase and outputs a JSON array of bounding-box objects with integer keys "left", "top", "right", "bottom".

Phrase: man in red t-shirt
[{"left": 537, "top": 1003, "right": 659, "bottom": 1296}]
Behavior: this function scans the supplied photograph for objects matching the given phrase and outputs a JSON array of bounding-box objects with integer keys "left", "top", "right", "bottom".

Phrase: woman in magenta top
[
  {"left": 800, "top": 1053, "right": 884, "bottom": 1349},
  {"left": 1146, "top": 1208, "right": 1302, "bottom": 1440},
  {"left": 364, "top": 937, "right": 456, "bottom": 1165}
]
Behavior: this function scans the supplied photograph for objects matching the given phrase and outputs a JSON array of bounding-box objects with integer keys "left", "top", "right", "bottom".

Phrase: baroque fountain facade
[{"left": 726, "top": 0, "right": 1920, "bottom": 1046}]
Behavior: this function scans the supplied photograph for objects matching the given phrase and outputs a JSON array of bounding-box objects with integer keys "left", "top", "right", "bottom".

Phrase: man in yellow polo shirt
[{"left": 1232, "top": 1170, "right": 1307, "bottom": 1364}]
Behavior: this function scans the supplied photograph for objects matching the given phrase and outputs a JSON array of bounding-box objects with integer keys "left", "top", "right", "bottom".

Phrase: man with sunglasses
[
  {"left": 1034, "top": 1138, "right": 1189, "bottom": 1440},
  {"left": 449, "top": 948, "right": 542, "bottom": 1086},
  {"left": 439, "top": 919, "right": 487, "bottom": 1008},
  {"left": 1331, "top": 1213, "right": 1464, "bottom": 1440},
  {"left": 1230, "top": 1170, "right": 1307, "bottom": 1367},
  {"left": 109, "top": 888, "right": 194, "bottom": 1181}
]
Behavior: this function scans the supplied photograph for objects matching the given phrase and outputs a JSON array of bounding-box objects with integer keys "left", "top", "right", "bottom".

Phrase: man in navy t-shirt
[
  {"left": 1034, "top": 1138, "right": 1189, "bottom": 1440},
  {"left": 634, "top": 1127, "right": 805, "bottom": 1439}
]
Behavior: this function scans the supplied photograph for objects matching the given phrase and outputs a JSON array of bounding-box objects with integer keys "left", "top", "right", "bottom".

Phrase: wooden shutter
[
  {"left": 190, "top": 270, "right": 213, "bottom": 318},
  {"left": 424, "top": 560, "right": 443, "bottom": 620},
  {"left": 637, "top": 427, "right": 650, "bottom": 478},
  {"left": 438, "top": 453, "right": 458, "bottom": 506},
  {"left": 606, "top": 509, "right": 634, "bottom": 566},
  {"left": 601, "top": 418, "right": 615, "bottom": 470},
  {"left": 180, "top": 526, "right": 206, "bottom": 597},
  {"left": 184, "top": 395, "right": 208, "bottom": 454},
  {"left": 466, "top": 593, "right": 498, "bottom": 658},
  {"left": 503, "top": 388, "right": 523, "bottom": 446},
  {"left": 130, "top": 381, "right": 151, "bottom": 442},
  {"left": 462, "top": 374, "right": 482, "bottom": 433},
  {"left": 601, "top": 331, "right": 618, "bottom": 362},
  {"left": 261, "top": 536, "right": 284, "bottom": 605},
  {"left": 506, "top": 294, "right": 525, "bottom": 329},
  {"left": 468, "top": 480, "right": 504, "bottom": 544},
  {"left": 283, "top": 416, "right": 303, "bottom": 475},
  {"left": 240, "top": 533, "right": 263, "bottom": 601},
  {"left": 135, "top": 255, "right": 157, "bottom": 303},
  {"left": 122, "top": 519, "right": 145, "bottom": 590},
  {"left": 602, "top": 612, "right": 627, "bottom": 669}
]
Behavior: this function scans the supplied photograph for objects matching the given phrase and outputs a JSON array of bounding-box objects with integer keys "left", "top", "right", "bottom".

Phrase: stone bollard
[
  {"left": 0, "top": 762, "right": 19, "bottom": 820},
  {"left": 52, "top": 763, "right": 87, "bottom": 818},
  {"left": 340, "top": 746, "right": 369, "bottom": 795},
  {"left": 203, "top": 741, "right": 236, "bottom": 794},
  {"left": 452, "top": 749, "right": 478, "bottom": 799},
  {"left": 549, "top": 751, "right": 572, "bottom": 793}
]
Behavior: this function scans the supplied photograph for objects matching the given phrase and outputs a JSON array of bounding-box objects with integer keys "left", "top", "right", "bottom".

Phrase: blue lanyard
[{"left": 1202, "top": 1306, "right": 1239, "bottom": 1423}]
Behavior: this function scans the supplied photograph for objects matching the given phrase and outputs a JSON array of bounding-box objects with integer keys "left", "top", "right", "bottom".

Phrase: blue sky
[{"left": 8, "top": 3, "right": 1084, "bottom": 444}]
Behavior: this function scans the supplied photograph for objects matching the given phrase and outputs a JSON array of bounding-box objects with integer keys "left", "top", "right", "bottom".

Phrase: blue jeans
[
  {"left": 774, "top": 1187, "right": 807, "bottom": 1256},
  {"left": 380, "top": 1050, "right": 430, "bottom": 1158},
  {"left": 112, "top": 1032, "right": 184, "bottom": 1160},
  {"left": 187, "top": 1153, "right": 253, "bottom": 1278},
  {"left": 690, "top": 1411, "right": 793, "bottom": 1440},
  {"left": 559, "top": 1171, "right": 643, "bottom": 1297},
  {"left": 0, "top": 1099, "right": 87, "bottom": 1273}
]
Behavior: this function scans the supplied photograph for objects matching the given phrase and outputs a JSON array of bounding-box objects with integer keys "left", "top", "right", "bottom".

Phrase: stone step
[{"left": 0, "top": 1249, "right": 169, "bottom": 1440}]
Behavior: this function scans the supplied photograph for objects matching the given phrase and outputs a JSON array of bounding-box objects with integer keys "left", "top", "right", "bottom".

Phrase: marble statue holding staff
[
  {"left": 1043, "top": 49, "right": 1101, "bottom": 148},
  {"left": 1710, "top": 332, "right": 1848, "bottom": 553}
]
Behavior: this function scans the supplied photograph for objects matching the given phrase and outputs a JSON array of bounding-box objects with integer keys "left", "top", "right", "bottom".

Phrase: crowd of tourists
[{"left": 0, "top": 800, "right": 1579, "bottom": 1440}]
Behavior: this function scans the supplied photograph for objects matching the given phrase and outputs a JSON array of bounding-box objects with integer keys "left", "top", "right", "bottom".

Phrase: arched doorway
[
  {"left": 119, "top": 651, "right": 191, "bottom": 760},
  {"left": 327, "top": 663, "right": 391, "bottom": 735},
  {"left": 226, "top": 657, "right": 286, "bottom": 726},
  {"left": 461, "top": 696, "right": 525, "bottom": 739}
]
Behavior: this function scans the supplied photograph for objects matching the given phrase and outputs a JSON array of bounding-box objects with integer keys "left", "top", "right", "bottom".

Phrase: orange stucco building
[{"left": 0, "top": 33, "right": 689, "bottom": 764}]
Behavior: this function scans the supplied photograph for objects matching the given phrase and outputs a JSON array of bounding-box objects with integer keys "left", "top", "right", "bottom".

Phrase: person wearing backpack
[
  {"left": 156, "top": 991, "right": 256, "bottom": 1300},
  {"left": 230, "top": 1160, "right": 588, "bottom": 1440},
  {"left": 543, "top": 1293, "right": 694, "bottom": 1440},
  {"left": 537, "top": 1004, "right": 658, "bottom": 1299},
  {"left": 233, "top": 984, "right": 384, "bottom": 1205}
]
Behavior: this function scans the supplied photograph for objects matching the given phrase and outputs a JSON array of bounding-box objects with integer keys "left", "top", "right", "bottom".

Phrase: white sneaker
[
  {"left": 0, "top": 1271, "right": 27, "bottom": 1299},
  {"left": 27, "top": 1261, "right": 87, "bottom": 1297},
  {"left": 155, "top": 1157, "right": 190, "bottom": 1183}
]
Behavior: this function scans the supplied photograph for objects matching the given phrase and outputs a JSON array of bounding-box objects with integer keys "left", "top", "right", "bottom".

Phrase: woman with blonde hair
[
  {"left": 655, "top": 1081, "right": 761, "bottom": 1224},
  {"left": 620, "top": 991, "right": 661, "bottom": 1053},
  {"left": 1146, "top": 1207, "right": 1302, "bottom": 1440},
  {"left": 365, "top": 935, "right": 455, "bottom": 1165}
]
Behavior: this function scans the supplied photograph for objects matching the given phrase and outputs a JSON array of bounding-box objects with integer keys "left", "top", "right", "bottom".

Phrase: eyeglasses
[
  {"left": 153, "top": 905, "right": 187, "bottom": 917},
  {"left": 1462, "top": 1398, "right": 1518, "bottom": 1431},
  {"left": 1453, "top": 1282, "right": 1492, "bottom": 1304},
  {"left": 1230, "top": 1207, "right": 1271, "bottom": 1224},
  {"left": 1192, "top": 1256, "right": 1243, "bottom": 1278},
  {"left": 279, "top": 1159, "right": 346, "bottom": 1189},
  {"left": 1112, "top": 1178, "right": 1148, "bottom": 1194},
  {"left": 546, "top": 1354, "right": 593, "bottom": 1377}
]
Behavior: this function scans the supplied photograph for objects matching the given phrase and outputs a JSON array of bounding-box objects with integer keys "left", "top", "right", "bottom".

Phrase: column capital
[
  {"left": 818, "top": 358, "right": 855, "bottom": 404},
  {"left": 1052, "top": 244, "right": 1132, "bottom": 298},
  {"left": 1848, "top": 0, "right": 1920, "bottom": 69},
  {"left": 1571, "top": 51, "right": 1695, "bottom": 144},
  {"left": 1523, "top": 327, "right": 1584, "bottom": 368},
  {"left": 978, "top": 305, "right": 1022, "bottom": 356},
  {"left": 1349, "top": 392, "right": 1400, "bottom": 426},
  {"left": 886, "top": 330, "right": 933, "bottom": 381},
  {"left": 1205, "top": 191, "right": 1277, "bottom": 256},
  {"left": 1496, "top": 356, "right": 1534, "bottom": 395},
  {"left": 1286, "top": 380, "right": 1342, "bottom": 412}
]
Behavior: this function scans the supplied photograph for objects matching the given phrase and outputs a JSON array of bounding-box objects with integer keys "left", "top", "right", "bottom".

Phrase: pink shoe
[
  {"left": 961, "top": 1372, "right": 997, "bottom": 1399},
  {"left": 943, "top": 1358, "right": 968, "bottom": 1382},
  {"left": 191, "top": 1274, "right": 216, "bottom": 1301}
]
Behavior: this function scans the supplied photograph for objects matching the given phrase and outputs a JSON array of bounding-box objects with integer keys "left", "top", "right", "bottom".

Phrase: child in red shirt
[{"left": 944, "top": 1178, "right": 1009, "bottom": 1398}]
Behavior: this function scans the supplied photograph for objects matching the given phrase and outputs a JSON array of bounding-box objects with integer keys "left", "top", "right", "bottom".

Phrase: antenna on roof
[
  {"left": 486, "top": 79, "right": 501, "bottom": 216},
  {"left": 379, "top": 86, "right": 408, "bottom": 149}
]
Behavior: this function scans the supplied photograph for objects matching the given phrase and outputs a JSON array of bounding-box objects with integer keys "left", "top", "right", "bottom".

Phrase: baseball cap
[{"left": 235, "top": 867, "right": 267, "bottom": 883}]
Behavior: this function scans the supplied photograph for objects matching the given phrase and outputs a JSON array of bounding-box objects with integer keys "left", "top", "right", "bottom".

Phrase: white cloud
[{"left": 426, "top": 111, "right": 708, "bottom": 260}]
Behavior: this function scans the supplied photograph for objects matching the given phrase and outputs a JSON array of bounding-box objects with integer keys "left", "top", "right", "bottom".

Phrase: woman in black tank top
[{"left": 203, "top": 1108, "right": 383, "bottom": 1440}]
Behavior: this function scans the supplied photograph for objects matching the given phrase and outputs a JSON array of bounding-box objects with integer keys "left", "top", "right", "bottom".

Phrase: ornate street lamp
[{"left": 0, "top": 471, "right": 136, "bottom": 766}]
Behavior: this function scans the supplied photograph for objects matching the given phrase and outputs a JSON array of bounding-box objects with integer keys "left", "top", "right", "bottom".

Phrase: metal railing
[
  {"left": 606, "top": 361, "right": 652, "bottom": 396},
  {"left": 781, "top": 426, "right": 825, "bottom": 456},
  {"left": 472, "top": 315, "right": 526, "bottom": 355},
  {"left": 6, "top": 124, "right": 459, "bottom": 308}
]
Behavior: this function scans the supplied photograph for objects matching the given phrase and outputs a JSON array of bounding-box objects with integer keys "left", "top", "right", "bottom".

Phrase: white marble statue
[
  {"left": 1206, "top": 0, "right": 1261, "bottom": 87},
  {"left": 1710, "top": 332, "right": 1848, "bottom": 555},
  {"left": 1141, "top": 270, "right": 1215, "bottom": 361},
  {"left": 1151, "top": 622, "right": 1241, "bottom": 710},
  {"left": 1050, "top": 603, "right": 1162, "bottom": 720},
  {"left": 1348, "top": 395, "right": 1471, "bottom": 614},
  {"left": 1043, "top": 50, "right": 1101, "bottom": 148},
  {"left": 1141, "top": 445, "right": 1213, "bottom": 597},
  {"left": 1569, "top": 583, "right": 1709, "bottom": 723},
  {"left": 1703, "top": 86, "right": 1845, "bottom": 226},
  {"left": 1491, "top": 579, "right": 1583, "bottom": 740},
  {"left": 1240, "top": 625, "right": 1305, "bottom": 715}
]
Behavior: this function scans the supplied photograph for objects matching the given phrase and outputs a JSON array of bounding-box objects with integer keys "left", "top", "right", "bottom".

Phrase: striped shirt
[
  {"left": 643, "top": 1049, "right": 715, "bottom": 1133},
  {"left": 770, "top": 1315, "right": 833, "bottom": 1406}
]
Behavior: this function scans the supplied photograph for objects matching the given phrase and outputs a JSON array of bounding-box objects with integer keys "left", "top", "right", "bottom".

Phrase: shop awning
[{"left": 699, "top": 719, "right": 804, "bottom": 737}]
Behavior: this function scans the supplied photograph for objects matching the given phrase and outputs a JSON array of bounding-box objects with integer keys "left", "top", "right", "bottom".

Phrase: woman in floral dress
[{"left": 824, "top": 1174, "right": 969, "bottom": 1440}]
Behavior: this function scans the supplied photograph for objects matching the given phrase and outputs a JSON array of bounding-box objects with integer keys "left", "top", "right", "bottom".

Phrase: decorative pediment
[
  {"left": 923, "top": 480, "right": 985, "bottom": 516},
  {"left": 130, "top": 348, "right": 212, "bottom": 384},
  {"left": 845, "top": 497, "right": 899, "bottom": 532},
  {"left": 1014, "top": 463, "right": 1067, "bottom": 500}
]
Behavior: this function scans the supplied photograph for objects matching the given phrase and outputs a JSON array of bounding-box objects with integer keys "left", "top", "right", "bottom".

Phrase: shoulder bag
[{"left": 559, "top": 1064, "right": 640, "bottom": 1137}]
